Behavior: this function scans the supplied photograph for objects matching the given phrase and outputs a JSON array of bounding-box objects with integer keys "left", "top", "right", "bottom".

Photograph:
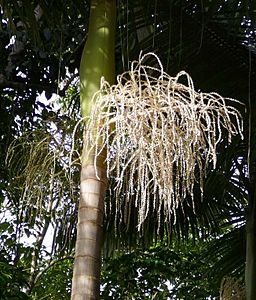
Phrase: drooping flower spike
[{"left": 85, "top": 52, "right": 244, "bottom": 227}]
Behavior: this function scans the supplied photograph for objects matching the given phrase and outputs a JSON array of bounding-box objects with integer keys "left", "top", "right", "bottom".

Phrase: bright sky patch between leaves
[{"left": 85, "top": 52, "right": 244, "bottom": 228}]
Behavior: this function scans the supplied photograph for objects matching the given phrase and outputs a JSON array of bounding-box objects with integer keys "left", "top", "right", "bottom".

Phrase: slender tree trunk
[
  {"left": 72, "top": 150, "right": 108, "bottom": 300},
  {"left": 245, "top": 60, "right": 256, "bottom": 299},
  {"left": 71, "top": 0, "right": 116, "bottom": 299},
  {"left": 29, "top": 185, "right": 54, "bottom": 294},
  {"left": 245, "top": 173, "right": 256, "bottom": 300}
]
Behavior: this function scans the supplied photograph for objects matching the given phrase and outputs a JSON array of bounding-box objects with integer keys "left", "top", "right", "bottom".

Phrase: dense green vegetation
[{"left": 0, "top": 0, "right": 255, "bottom": 298}]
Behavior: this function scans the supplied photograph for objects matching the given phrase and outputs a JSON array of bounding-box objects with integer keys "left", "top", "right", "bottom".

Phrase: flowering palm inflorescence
[{"left": 85, "top": 53, "right": 244, "bottom": 226}]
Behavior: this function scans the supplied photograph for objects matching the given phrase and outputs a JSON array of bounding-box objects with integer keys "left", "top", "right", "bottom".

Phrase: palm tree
[
  {"left": 1, "top": 0, "right": 255, "bottom": 299},
  {"left": 70, "top": 1, "right": 247, "bottom": 299},
  {"left": 71, "top": 0, "right": 116, "bottom": 298}
]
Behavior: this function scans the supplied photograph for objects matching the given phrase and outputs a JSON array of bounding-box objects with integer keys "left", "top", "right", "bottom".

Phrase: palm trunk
[
  {"left": 245, "top": 175, "right": 256, "bottom": 300},
  {"left": 71, "top": 0, "right": 116, "bottom": 299},
  {"left": 71, "top": 150, "right": 108, "bottom": 299}
]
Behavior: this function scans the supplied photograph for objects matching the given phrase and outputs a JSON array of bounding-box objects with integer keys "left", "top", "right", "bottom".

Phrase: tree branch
[{"left": 34, "top": 255, "right": 74, "bottom": 286}]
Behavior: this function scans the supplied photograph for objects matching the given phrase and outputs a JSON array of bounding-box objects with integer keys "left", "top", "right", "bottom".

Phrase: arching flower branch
[{"left": 85, "top": 52, "right": 244, "bottom": 227}]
